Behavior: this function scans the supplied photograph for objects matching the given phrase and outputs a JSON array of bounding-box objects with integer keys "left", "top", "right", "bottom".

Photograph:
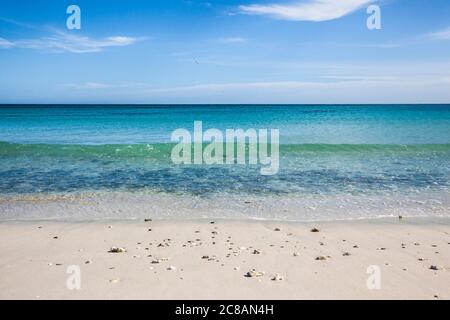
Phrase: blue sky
[{"left": 0, "top": 0, "right": 449, "bottom": 103}]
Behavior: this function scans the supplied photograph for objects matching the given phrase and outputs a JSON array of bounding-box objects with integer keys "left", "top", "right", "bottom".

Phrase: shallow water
[{"left": 0, "top": 105, "right": 449, "bottom": 221}]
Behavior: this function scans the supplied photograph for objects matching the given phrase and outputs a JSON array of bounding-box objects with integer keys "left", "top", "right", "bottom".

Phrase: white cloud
[
  {"left": 64, "top": 82, "right": 111, "bottom": 89},
  {"left": 218, "top": 37, "right": 248, "bottom": 44},
  {"left": 0, "top": 31, "right": 144, "bottom": 53},
  {"left": 426, "top": 27, "right": 450, "bottom": 41},
  {"left": 239, "top": 0, "right": 374, "bottom": 22},
  {"left": 0, "top": 37, "right": 14, "bottom": 48},
  {"left": 143, "top": 76, "right": 450, "bottom": 95}
]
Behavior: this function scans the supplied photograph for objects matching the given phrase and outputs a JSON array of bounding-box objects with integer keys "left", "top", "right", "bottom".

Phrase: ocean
[{"left": 0, "top": 105, "right": 449, "bottom": 221}]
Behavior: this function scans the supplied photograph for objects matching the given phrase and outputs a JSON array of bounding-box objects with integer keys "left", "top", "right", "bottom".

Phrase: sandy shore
[{"left": 0, "top": 218, "right": 449, "bottom": 300}]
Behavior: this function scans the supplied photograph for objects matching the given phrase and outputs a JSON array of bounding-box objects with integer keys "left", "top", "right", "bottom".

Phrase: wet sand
[{"left": 0, "top": 219, "right": 449, "bottom": 300}]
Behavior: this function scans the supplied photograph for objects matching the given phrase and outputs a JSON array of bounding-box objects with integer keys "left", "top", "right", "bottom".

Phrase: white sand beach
[{"left": 0, "top": 218, "right": 449, "bottom": 300}]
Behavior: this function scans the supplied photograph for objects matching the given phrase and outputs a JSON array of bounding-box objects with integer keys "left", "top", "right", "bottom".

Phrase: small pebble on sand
[
  {"left": 109, "top": 247, "right": 126, "bottom": 253},
  {"left": 429, "top": 265, "right": 439, "bottom": 271},
  {"left": 271, "top": 274, "right": 284, "bottom": 281},
  {"left": 245, "top": 269, "right": 265, "bottom": 278},
  {"left": 310, "top": 228, "right": 320, "bottom": 233},
  {"left": 315, "top": 256, "right": 327, "bottom": 261}
]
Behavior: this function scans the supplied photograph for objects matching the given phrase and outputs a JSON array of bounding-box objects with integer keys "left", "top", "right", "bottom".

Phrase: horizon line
[{"left": 1, "top": 103, "right": 450, "bottom": 107}]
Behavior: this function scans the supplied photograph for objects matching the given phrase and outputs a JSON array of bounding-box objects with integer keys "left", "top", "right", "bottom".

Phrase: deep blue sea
[{"left": 0, "top": 105, "right": 449, "bottom": 221}]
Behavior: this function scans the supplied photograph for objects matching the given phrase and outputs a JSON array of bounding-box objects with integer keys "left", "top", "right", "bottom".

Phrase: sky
[{"left": 0, "top": 0, "right": 449, "bottom": 104}]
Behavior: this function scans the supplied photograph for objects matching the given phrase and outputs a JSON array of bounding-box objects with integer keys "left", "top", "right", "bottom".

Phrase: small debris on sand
[
  {"left": 109, "top": 247, "right": 126, "bottom": 253},
  {"left": 151, "top": 257, "right": 169, "bottom": 264},
  {"left": 293, "top": 252, "right": 299, "bottom": 257},
  {"left": 274, "top": 227, "right": 281, "bottom": 231},
  {"left": 252, "top": 249, "right": 262, "bottom": 254},
  {"left": 109, "top": 279, "right": 120, "bottom": 284},
  {"left": 234, "top": 266, "right": 240, "bottom": 271},
  {"left": 429, "top": 265, "right": 439, "bottom": 271},
  {"left": 315, "top": 256, "right": 327, "bottom": 261},
  {"left": 144, "top": 219, "right": 152, "bottom": 222},
  {"left": 342, "top": 252, "right": 351, "bottom": 256},
  {"left": 157, "top": 242, "right": 170, "bottom": 247},
  {"left": 167, "top": 266, "right": 177, "bottom": 271},
  {"left": 53, "top": 236, "right": 58, "bottom": 239},
  {"left": 271, "top": 274, "right": 284, "bottom": 281},
  {"left": 310, "top": 228, "right": 320, "bottom": 233},
  {"left": 245, "top": 269, "right": 265, "bottom": 278},
  {"left": 85, "top": 260, "right": 92, "bottom": 264}
]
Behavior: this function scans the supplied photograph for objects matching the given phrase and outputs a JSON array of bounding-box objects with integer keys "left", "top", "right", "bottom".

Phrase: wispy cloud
[
  {"left": 142, "top": 76, "right": 450, "bottom": 95},
  {"left": 0, "top": 37, "right": 14, "bottom": 48},
  {"left": 218, "top": 37, "right": 248, "bottom": 44},
  {"left": 0, "top": 31, "right": 145, "bottom": 53},
  {"left": 239, "top": 0, "right": 374, "bottom": 22},
  {"left": 0, "top": 17, "right": 35, "bottom": 29},
  {"left": 64, "top": 82, "right": 111, "bottom": 89},
  {"left": 63, "top": 82, "right": 152, "bottom": 90},
  {"left": 426, "top": 27, "right": 450, "bottom": 41}
]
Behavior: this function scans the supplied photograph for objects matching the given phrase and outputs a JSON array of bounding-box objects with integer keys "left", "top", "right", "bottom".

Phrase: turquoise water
[
  {"left": 0, "top": 105, "right": 449, "bottom": 221},
  {"left": 1, "top": 105, "right": 450, "bottom": 144}
]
